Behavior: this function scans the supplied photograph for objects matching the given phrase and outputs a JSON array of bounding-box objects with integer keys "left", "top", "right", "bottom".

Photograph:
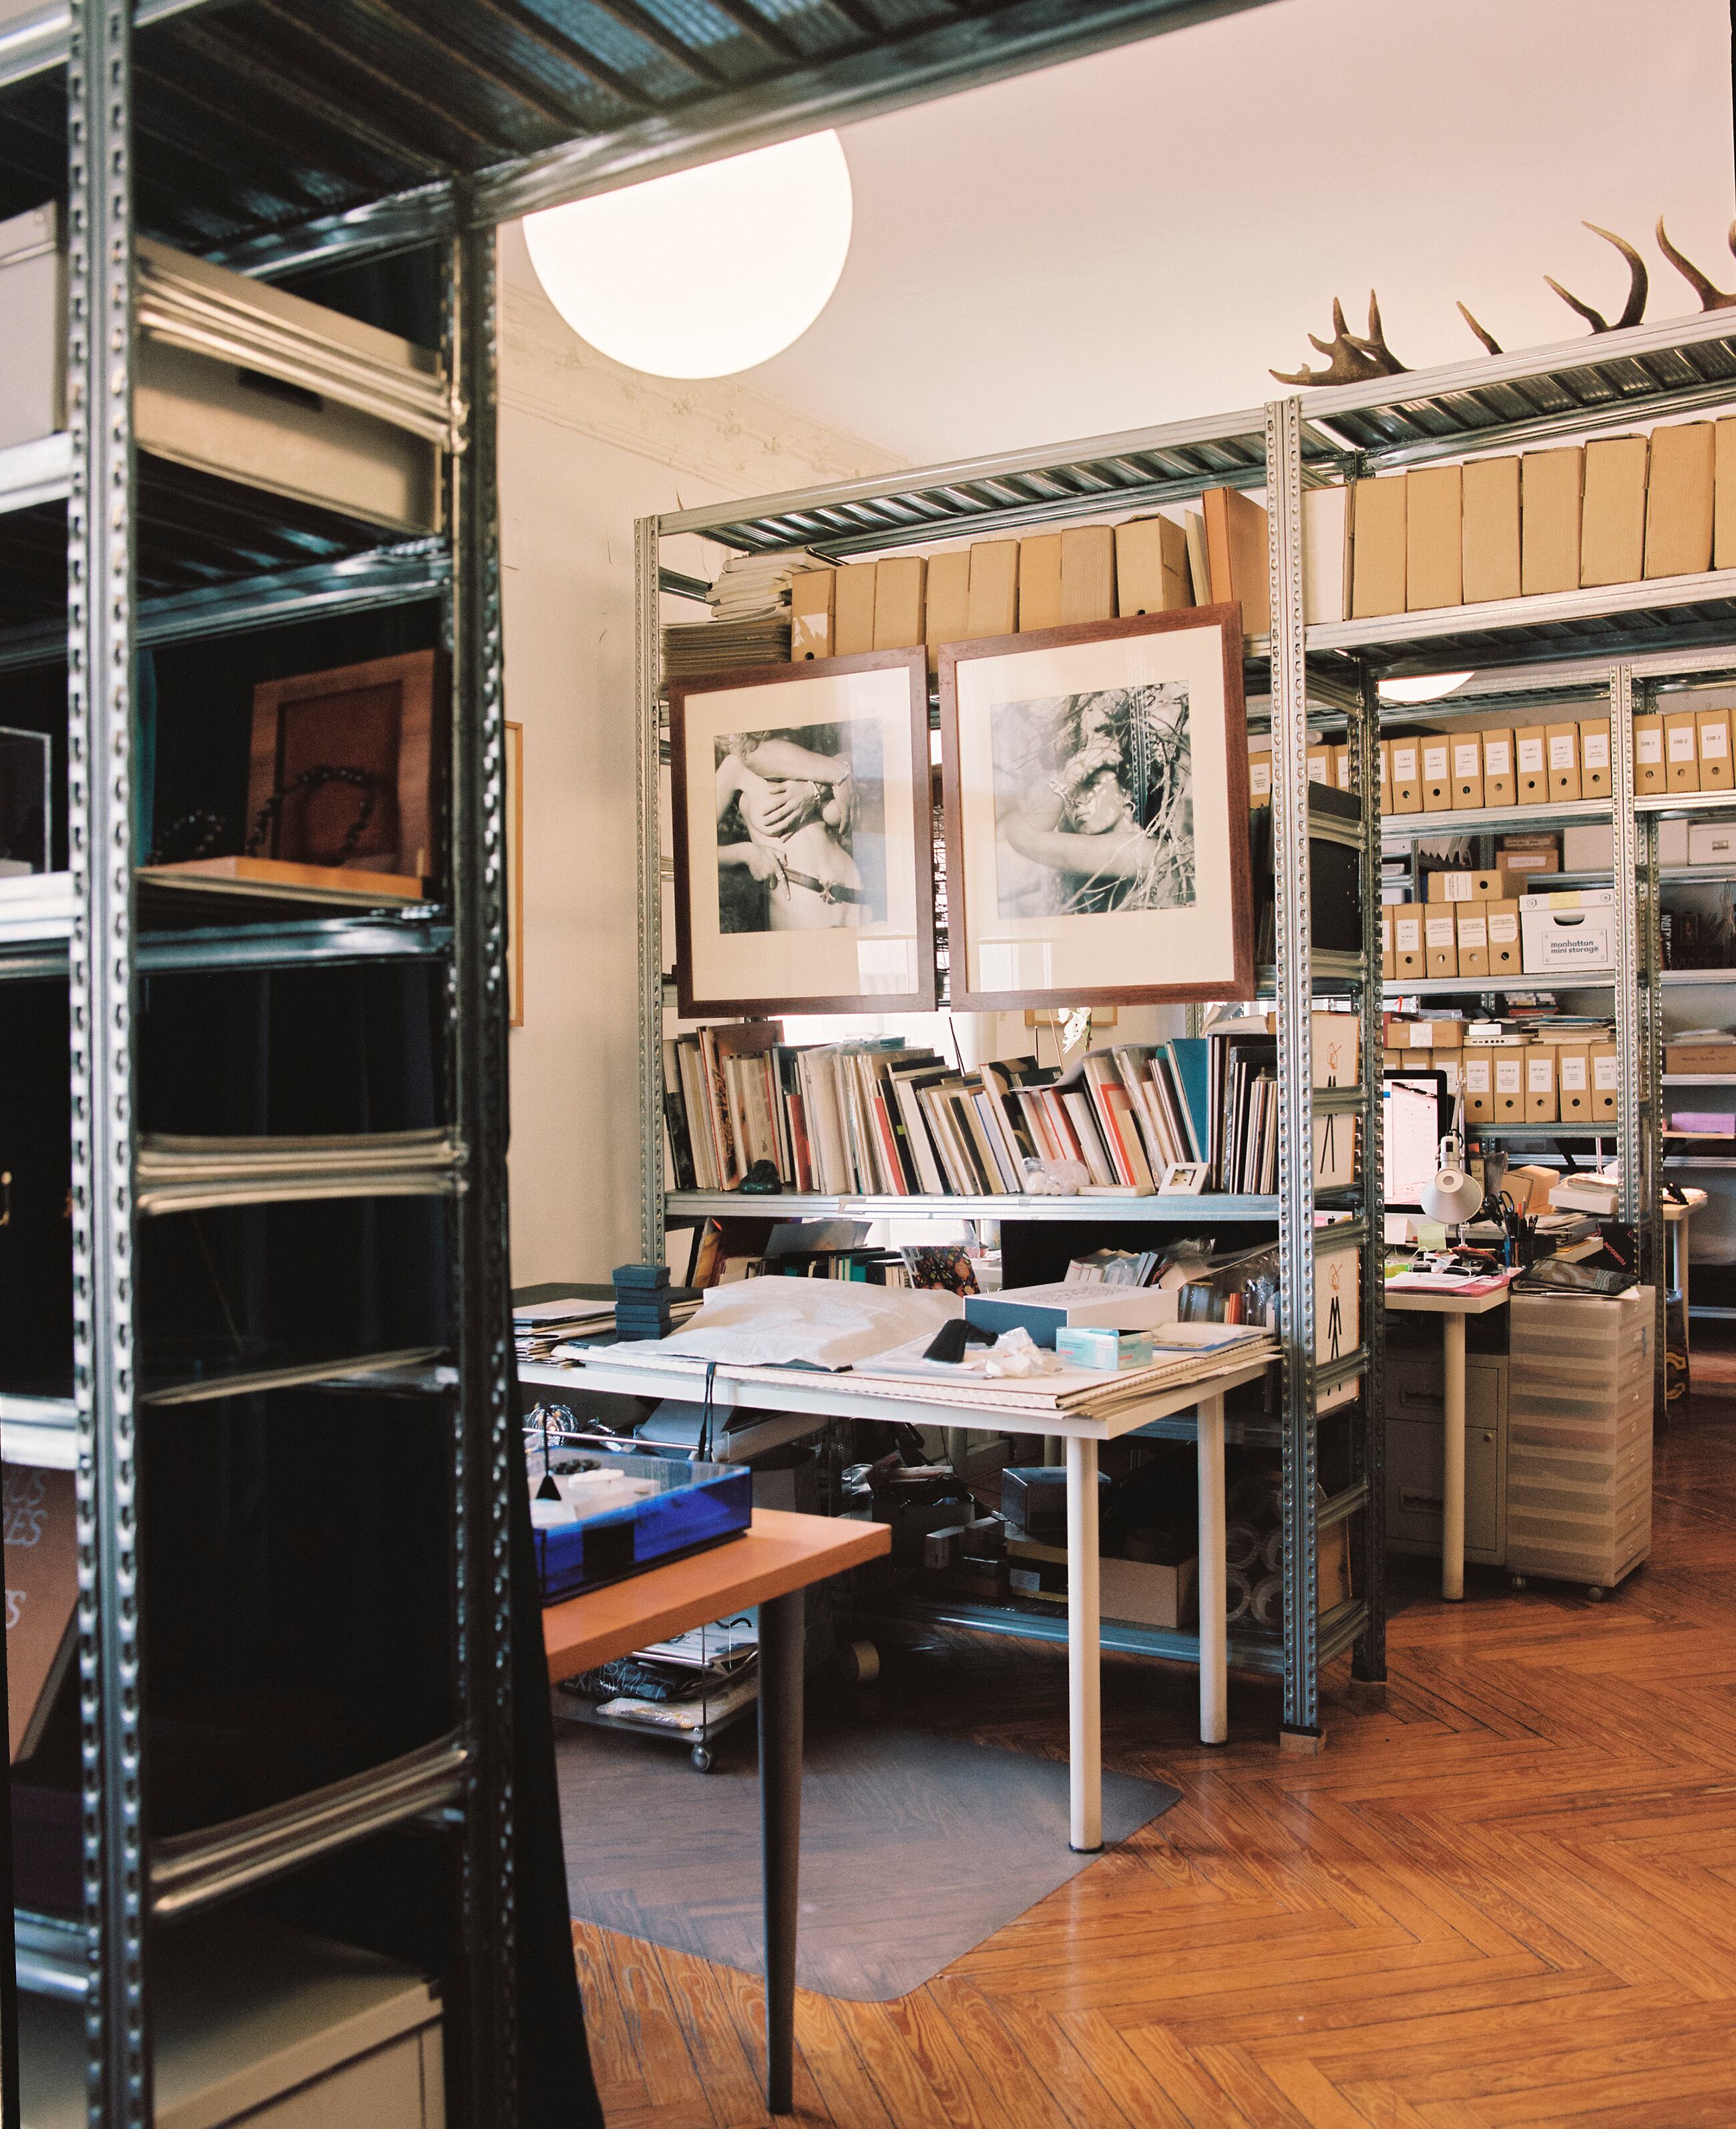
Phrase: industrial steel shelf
[
  {"left": 1384, "top": 976, "right": 1615, "bottom": 998},
  {"left": 664, "top": 1189, "right": 1367, "bottom": 1227},
  {"left": 1379, "top": 797, "right": 1613, "bottom": 837},
  {"left": 0, "top": 910, "right": 455, "bottom": 982}
]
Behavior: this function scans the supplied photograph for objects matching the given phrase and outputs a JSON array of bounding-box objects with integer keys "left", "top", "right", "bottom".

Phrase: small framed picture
[
  {"left": 939, "top": 609, "right": 1254, "bottom": 1009},
  {"left": 1160, "top": 1161, "right": 1211, "bottom": 1195},
  {"left": 668, "top": 649, "right": 937, "bottom": 1018}
]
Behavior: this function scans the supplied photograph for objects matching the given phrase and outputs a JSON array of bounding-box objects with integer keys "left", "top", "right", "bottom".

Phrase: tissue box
[
  {"left": 531, "top": 1453, "right": 750, "bottom": 1604},
  {"left": 1054, "top": 1326, "right": 1153, "bottom": 1371}
]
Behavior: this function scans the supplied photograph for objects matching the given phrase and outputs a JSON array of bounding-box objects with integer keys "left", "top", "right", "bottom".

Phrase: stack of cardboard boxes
[
  {"left": 1374, "top": 716, "right": 1612, "bottom": 818},
  {"left": 1381, "top": 1018, "right": 1618, "bottom": 1127},
  {"left": 1382, "top": 867, "right": 1528, "bottom": 985}
]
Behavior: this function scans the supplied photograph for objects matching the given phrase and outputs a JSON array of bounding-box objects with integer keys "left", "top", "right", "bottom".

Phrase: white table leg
[
  {"left": 1197, "top": 1390, "right": 1229, "bottom": 1745},
  {"left": 1442, "top": 1313, "right": 1466, "bottom": 1602},
  {"left": 1066, "top": 1433, "right": 1102, "bottom": 1853}
]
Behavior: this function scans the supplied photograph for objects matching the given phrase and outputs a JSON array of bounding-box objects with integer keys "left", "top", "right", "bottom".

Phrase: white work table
[
  {"left": 521, "top": 1348, "right": 1273, "bottom": 1854},
  {"left": 1383, "top": 1280, "right": 1511, "bottom": 1601}
]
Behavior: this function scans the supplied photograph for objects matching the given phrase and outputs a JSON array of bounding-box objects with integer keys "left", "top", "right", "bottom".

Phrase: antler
[
  {"left": 1544, "top": 222, "right": 1649, "bottom": 333},
  {"left": 1656, "top": 216, "right": 1736, "bottom": 310},
  {"left": 1457, "top": 301, "right": 1502, "bottom": 356},
  {"left": 1270, "top": 293, "right": 1408, "bottom": 387}
]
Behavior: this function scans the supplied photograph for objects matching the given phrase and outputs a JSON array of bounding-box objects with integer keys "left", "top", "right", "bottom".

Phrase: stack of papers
[
  {"left": 661, "top": 550, "right": 827, "bottom": 679},
  {"left": 518, "top": 1294, "right": 700, "bottom": 1362}
]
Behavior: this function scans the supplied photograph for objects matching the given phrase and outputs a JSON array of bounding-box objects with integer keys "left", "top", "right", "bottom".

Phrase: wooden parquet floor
[{"left": 571, "top": 1368, "right": 1736, "bottom": 2128}]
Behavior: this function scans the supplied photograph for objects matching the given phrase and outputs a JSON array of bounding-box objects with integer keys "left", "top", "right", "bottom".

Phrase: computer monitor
[{"left": 1382, "top": 1070, "right": 1454, "bottom": 1211}]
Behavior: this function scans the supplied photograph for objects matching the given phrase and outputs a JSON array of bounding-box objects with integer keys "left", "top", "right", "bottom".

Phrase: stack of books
[{"left": 660, "top": 549, "right": 828, "bottom": 679}]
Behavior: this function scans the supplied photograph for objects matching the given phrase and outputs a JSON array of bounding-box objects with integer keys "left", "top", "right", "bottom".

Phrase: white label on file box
[
  {"left": 1458, "top": 916, "right": 1488, "bottom": 948},
  {"left": 1307, "top": 756, "right": 1329, "bottom": 782},
  {"left": 1496, "top": 1058, "right": 1523, "bottom": 1093},
  {"left": 1484, "top": 739, "right": 1512, "bottom": 775},
  {"left": 1560, "top": 1056, "right": 1588, "bottom": 1090},
  {"left": 1549, "top": 733, "right": 1576, "bottom": 769},
  {"left": 1337, "top": 754, "right": 1352, "bottom": 789},
  {"left": 1669, "top": 725, "right": 1697, "bottom": 761},
  {"left": 1464, "top": 1057, "right": 1491, "bottom": 1093},
  {"left": 1454, "top": 742, "right": 1481, "bottom": 777},
  {"left": 1702, "top": 722, "right": 1729, "bottom": 758},
  {"left": 1637, "top": 727, "right": 1663, "bottom": 763},
  {"left": 1391, "top": 744, "right": 1418, "bottom": 780},
  {"left": 1527, "top": 1056, "right": 1554, "bottom": 1092},
  {"left": 1517, "top": 736, "right": 1545, "bottom": 773},
  {"left": 1593, "top": 1054, "right": 1619, "bottom": 1090},
  {"left": 1426, "top": 917, "right": 1455, "bottom": 948},
  {"left": 1442, "top": 873, "right": 1473, "bottom": 902},
  {"left": 1250, "top": 758, "right": 1271, "bottom": 795},
  {"left": 1582, "top": 729, "right": 1610, "bottom": 770},
  {"left": 1488, "top": 911, "right": 1520, "bottom": 943},
  {"left": 1423, "top": 744, "right": 1449, "bottom": 779},
  {"left": 1395, "top": 915, "right": 1422, "bottom": 950}
]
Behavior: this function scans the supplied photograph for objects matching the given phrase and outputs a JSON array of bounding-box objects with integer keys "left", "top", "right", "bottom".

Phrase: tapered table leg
[
  {"left": 758, "top": 1589, "right": 804, "bottom": 2114},
  {"left": 1442, "top": 1314, "right": 1466, "bottom": 1602},
  {"left": 1066, "top": 1433, "right": 1102, "bottom": 1853},
  {"left": 1197, "top": 1391, "right": 1229, "bottom": 1744}
]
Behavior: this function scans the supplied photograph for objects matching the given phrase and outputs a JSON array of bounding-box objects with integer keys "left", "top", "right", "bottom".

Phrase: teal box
[{"left": 1055, "top": 1325, "right": 1152, "bottom": 1371}]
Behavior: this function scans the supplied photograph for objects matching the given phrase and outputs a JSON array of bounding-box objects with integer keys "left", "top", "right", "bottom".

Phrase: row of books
[{"left": 664, "top": 1013, "right": 1361, "bottom": 1201}]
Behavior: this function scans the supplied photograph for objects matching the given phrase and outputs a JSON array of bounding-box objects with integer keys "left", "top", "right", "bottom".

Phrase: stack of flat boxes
[
  {"left": 613, "top": 1263, "right": 674, "bottom": 1341},
  {"left": 1506, "top": 1286, "right": 1655, "bottom": 1590}
]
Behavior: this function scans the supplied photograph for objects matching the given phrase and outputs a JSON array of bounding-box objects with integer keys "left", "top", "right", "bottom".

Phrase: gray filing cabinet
[{"left": 1385, "top": 1351, "right": 1508, "bottom": 1567}]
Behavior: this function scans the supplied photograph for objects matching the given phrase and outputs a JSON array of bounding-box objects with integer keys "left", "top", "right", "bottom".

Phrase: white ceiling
[{"left": 507, "top": 0, "right": 1735, "bottom": 472}]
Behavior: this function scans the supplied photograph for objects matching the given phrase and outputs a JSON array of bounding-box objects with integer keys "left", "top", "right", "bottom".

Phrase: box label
[
  {"left": 1307, "top": 755, "right": 1329, "bottom": 783},
  {"left": 1496, "top": 1059, "right": 1523, "bottom": 1093},
  {"left": 1669, "top": 725, "right": 1697, "bottom": 761},
  {"left": 1395, "top": 916, "right": 1422, "bottom": 950},
  {"left": 1581, "top": 729, "right": 1610, "bottom": 771},
  {"left": 1250, "top": 758, "right": 1271, "bottom": 795},
  {"left": 1425, "top": 918, "right": 1455, "bottom": 948},
  {"left": 1548, "top": 733, "right": 1576, "bottom": 769},
  {"left": 1458, "top": 916, "right": 1488, "bottom": 948},
  {"left": 1594, "top": 1055, "right": 1619, "bottom": 1091},
  {"left": 1517, "top": 737, "right": 1545, "bottom": 773},
  {"left": 1637, "top": 727, "right": 1663, "bottom": 763},
  {"left": 1527, "top": 1056, "right": 1554, "bottom": 1091},
  {"left": 1423, "top": 744, "right": 1449, "bottom": 779},
  {"left": 1442, "top": 873, "right": 1473, "bottom": 902},
  {"left": 1464, "top": 1058, "right": 1491, "bottom": 1093},
  {"left": 1559, "top": 1056, "right": 1588, "bottom": 1091},
  {"left": 1454, "top": 741, "right": 1482, "bottom": 777},
  {"left": 1391, "top": 745, "right": 1418, "bottom": 779},
  {"left": 1484, "top": 739, "right": 1512, "bottom": 774},
  {"left": 1702, "top": 722, "right": 1729, "bottom": 759},
  {"left": 1488, "top": 912, "right": 1520, "bottom": 942}
]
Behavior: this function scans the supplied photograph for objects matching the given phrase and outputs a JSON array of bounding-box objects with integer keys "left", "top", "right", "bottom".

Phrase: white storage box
[
  {"left": 0, "top": 204, "right": 445, "bottom": 532},
  {"left": 1688, "top": 822, "right": 1736, "bottom": 866},
  {"left": 1520, "top": 888, "right": 1616, "bottom": 978}
]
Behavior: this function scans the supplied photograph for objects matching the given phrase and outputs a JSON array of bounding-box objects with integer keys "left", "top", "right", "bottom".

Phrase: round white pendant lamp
[{"left": 523, "top": 132, "right": 853, "bottom": 379}]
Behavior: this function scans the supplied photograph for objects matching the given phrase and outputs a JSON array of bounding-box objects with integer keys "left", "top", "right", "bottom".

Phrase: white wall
[{"left": 497, "top": 228, "right": 899, "bottom": 1285}]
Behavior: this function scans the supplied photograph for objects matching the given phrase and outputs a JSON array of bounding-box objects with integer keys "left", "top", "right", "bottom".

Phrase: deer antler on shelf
[
  {"left": 1657, "top": 216, "right": 1736, "bottom": 309},
  {"left": 1457, "top": 301, "right": 1502, "bottom": 357},
  {"left": 1270, "top": 293, "right": 1408, "bottom": 387},
  {"left": 1544, "top": 222, "right": 1649, "bottom": 333}
]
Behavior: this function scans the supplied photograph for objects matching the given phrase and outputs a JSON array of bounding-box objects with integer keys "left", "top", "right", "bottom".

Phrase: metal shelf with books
[{"left": 664, "top": 1190, "right": 1369, "bottom": 1226}]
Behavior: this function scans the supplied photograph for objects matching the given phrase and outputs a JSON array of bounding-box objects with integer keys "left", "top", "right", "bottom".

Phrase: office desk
[
  {"left": 1383, "top": 1281, "right": 1512, "bottom": 1601},
  {"left": 543, "top": 1509, "right": 888, "bottom": 2116},
  {"left": 525, "top": 1349, "right": 1273, "bottom": 1854}
]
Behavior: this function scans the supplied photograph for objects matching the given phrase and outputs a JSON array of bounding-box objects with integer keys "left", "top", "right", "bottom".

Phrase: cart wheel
[
  {"left": 690, "top": 1744, "right": 714, "bottom": 1772},
  {"left": 1509, "top": 1575, "right": 1528, "bottom": 1593},
  {"left": 837, "top": 1638, "right": 881, "bottom": 1687},
  {"left": 1585, "top": 1585, "right": 1605, "bottom": 1603}
]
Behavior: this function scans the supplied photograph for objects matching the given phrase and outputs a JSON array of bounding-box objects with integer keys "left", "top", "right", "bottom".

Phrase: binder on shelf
[
  {"left": 1645, "top": 420, "right": 1715, "bottom": 578},
  {"left": 1457, "top": 904, "right": 1489, "bottom": 978},
  {"left": 966, "top": 540, "right": 1020, "bottom": 636},
  {"left": 1579, "top": 433, "right": 1649, "bottom": 587},
  {"left": 1717, "top": 417, "right": 1736, "bottom": 572},
  {"left": 1424, "top": 907, "right": 1458, "bottom": 976},
  {"left": 1114, "top": 515, "right": 1190, "bottom": 616},
  {"left": 1514, "top": 725, "right": 1548, "bottom": 804},
  {"left": 923, "top": 548, "right": 971, "bottom": 670},
  {"left": 1060, "top": 523, "right": 1116, "bottom": 624},
  {"left": 1520, "top": 445, "right": 1582, "bottom": 596},
  {"left": 1462, "top": 454, "right": 1522, "bottom": 604},
  {"left": 1483, "top": 727, "right": 1516, "bottom": 805},
  {"left": 1665, "top": 709, "right": 1701, "bottom": 793},
  {"left": 1546, "top": 721, "right": 1582, "bottom": 801},
  {"left": 1422, "top": 737, "right": 1453, "bottom": 811},
  {"left": 1452, "top": 735, "right": 1484, "bottom": 807},
  {"left": 873, "top": 555, "right": 925, "bottom": 650},
  {"left": 1350, "top": 474, "right": 1405, "bottom": 617},
  {"left": 1579, "top": 716, "right": 1612, "bottom": 797},
  {"left": 1302, "top": 484, "right": 1351, "bottom": 624},
  {"left": 1405, "top": 463, "right": 1462, "bottom": 611},
  {"left": 833, "top": 560, "right": 877, "bottom": 655},
  {"left": 1696, "top": 705, "right": 1733, "bottom": 792},
  {"left": 1635, "top": 711, "right": 1666, "bottom": 793},
  {"left": 790, "top": 569, "right": 835, "bottom": 660},
  {"left": 1388, "top": 739, "right": 1422, "bottom": 814},
  {"left": 1203, "top": 486, "right": 1271, "bottom": 635},
  {"left": 1018, "top": 534, "right": 1063, "bottom": 632},
  {"left": 1525, "top": 1045, "right": 1558, "bottom": 1123}
]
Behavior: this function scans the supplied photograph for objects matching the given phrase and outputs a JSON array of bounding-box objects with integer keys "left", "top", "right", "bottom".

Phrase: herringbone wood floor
[{"left": 571, "top": 1365, "right": 1736, "bottom": 2127}]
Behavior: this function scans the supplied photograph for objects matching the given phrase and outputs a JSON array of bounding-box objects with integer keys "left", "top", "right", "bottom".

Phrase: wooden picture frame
[
  {"left": 667, "top": 648, "right": 937, "bottom": 1018},
  {"left": 248, "top": 649, "right": 436, "bottom": 886},
  {"left": 938, "top": 607, "right": 1253, "bottom": 1010},
  {"left": 505, "top": 719, "right": 523, "bottom": 1027}
]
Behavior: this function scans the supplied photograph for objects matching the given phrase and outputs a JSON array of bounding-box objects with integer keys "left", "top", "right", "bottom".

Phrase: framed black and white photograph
[
  {"left": 668, "top": 648, "right": 937, "bottom": 1017},
  {"left": 939, "top": 608, "right": 1253, "bottom": 1009}
]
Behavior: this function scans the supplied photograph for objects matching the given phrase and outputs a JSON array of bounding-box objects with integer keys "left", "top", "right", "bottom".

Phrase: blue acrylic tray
[{"left": 531, "top": 1451, "right": 751, "bottom": 1605}]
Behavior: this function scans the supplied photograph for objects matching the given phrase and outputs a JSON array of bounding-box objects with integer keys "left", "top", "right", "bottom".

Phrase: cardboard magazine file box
[
  {"left": 1664, "top": 709, "right": 1701, "bottom": 793},
  {"left": 1524, "top": 1044, "right": 1559, "bottom": 1123},
  {"left": 1392, "top": 902, "right": 1426, "bottom": 978},
  {"left": 1249, "top": 749, "right": 1271, "bottom": 809},
  {"left": 1379, "top": 909, "right": 1394, "bottom": 980},
  {"left": 1482, "top": 727, "right": 1516, "bottom": 805},
  {"left": 1634, "top": 711, "right": 1666, "bottom": 793},
  {"left": 1546, "top": 722, "right": 1582, "bottom": 801},
  {"left": 1452, "top": 733, "right": 1484, "bottom": 807},
  {"left": 790, "top": 568, "right": 835, "bottom": 660},
  {"left": 1462, "top": 454, "right": 1522, "bottom": 604},
  {"left": 1696, "top": 705, "right": 1734, "bottom": 792},
  {"left": 1514, "top": 725, "right": 1549, "bottom": 805},
  {"left": 1520, "top": 888, "right": 1616, "bottom": 978},
  {"left": 1457, "top": 902, "right": 1490, "bottom": 977},
  {"left": 1487, "top": 897, "right": 1523, "bottom": 977},
  {"left": 1424, "top": 906, "right": 1458, "bottom": 977},
  {"left": 1492, "top": 1043, "right": 1526, "bottom": 1122},
  {"left": 1401, "top": 1048, "right": 1430, "bottom": 1069},
  {"left": 1331, "top": 744, "right": 1353, "bottom": 793},
  {"left": 1557, "top": 1044, "right": 1593, "bottom": 1123},
  {"left": 1590, "top": 1039, "right": 1619, "bottom": 1119},
  {"left": 1388, "top": 739, "right": 1422, "bottom": 813},
  {"left": 1462, "top": 1047, "right": 1495, "bottom": 1122},
  {"left": 1306, "top": 743, "right": 1333, "bottom": 787},
  {"left": 1421, "top": 737, "right": 1454, "bottom": 811},
  {"left": 1429, "top": 867, "right": 1523, "bottom": 903},
  {"left": 1579, "top": 715, "right": 1612, "bottom": 797}
]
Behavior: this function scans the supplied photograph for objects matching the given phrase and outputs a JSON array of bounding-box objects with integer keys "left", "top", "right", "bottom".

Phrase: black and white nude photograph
[
  {"left": 989, "top": 683, "right": 1194, "bottom": 918},
  {"left": 714, "top": 718, "right": 887, "bottom": 933}
]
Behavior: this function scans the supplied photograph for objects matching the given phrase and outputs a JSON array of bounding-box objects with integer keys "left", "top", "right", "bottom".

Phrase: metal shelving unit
[{"left": 638, "top": 400, "right": 1391, "bottom": 1750}]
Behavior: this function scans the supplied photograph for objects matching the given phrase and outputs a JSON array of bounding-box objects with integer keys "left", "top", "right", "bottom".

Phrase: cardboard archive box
[
  {"left": 1388, "top": 739, "right": 1422, "bottom": 813},
  {"left": 1462, "top": 1046, "right": 1494, "bottom": 1122},
  {"left": 832, "top": 560, "right": 877, "bottom": 654},
  {"left": 1379, "top": 909, "right": 1393, "bottom": 980},
  {"left": 1306, "top": 743, "right": 1333, "bottom": 786},
  {"left": 1249, "top": 751, "right": 1271, "bottom": 808},
  {"left": 1557, "top": 1044, "right": 1593, "bottom": 1123},
  {"left": 1377, "top": 740, "right": 1392, "bottom": 813},
  {"left": 1407, "top": 464, "right": 1462, "bottom": 610},
  {"left": 1590, "top": 1040, "right": 1618, "bottom": 1119},
  {"left": 1546, "top": 721, "right": 1582, "bottom": 800},
  {"left": 1580, "top": 716, "right": 1612, "bottom": 797},
  {"left": 1634, "top": 711, "right": 1666, "bottom": 793},
  {"left": 1579, "top": 433, "right": 1649, "bottom": 587},
  {"left": 1462, "top": 455, "right": 1522, "bottom": 604},
  {"left": 1018, "top": 534, "right": 1063, "bottom": 631},
  {"left": 1060, "top": 524, "right": 1116, "bottom": 624},
  {"left": 1421, "top": 736, "right": 1454, "bottom": 811},
  {"left": 923, "top": 548, "right": 970, "bottom": 670},
  {"left": 1301, "top": 484, "right": 1352, "bottom": 624},
  {"left": 1665, "top": 709, "right": 1701, "bottom": 792},
  {"left": 1483, "top": 727, "right": 1516, "bottom": 805},
  {"left": 1492, "top": 1042, "right": 1526, "bottom": 1122},
  {"left": 1428, "top": 867, "right": 1523, "bottom": 902},
  {"left": 1332, "top": 744, "right": 1353, "bottom": 792},
  {"left": 872, "top": 555, "right": 925, "bottom": 650},
  {"left": 1351, "top": 474, "right": 1406, "bottom": 617},
  {"left": 1525, "top": 1045, "right": 1558, "bottom": 1123},
  {"left": 1487, "top": 898, "right": 1522, "bottom": 976},
  {"left": 1457, "top": 903, "right": 1490, "bottom": 978},
  {"left": 1514, "top": 725, "right": 1548, "bottom": 804},
  {"left": 1645, "top": 421, "right": 1715, "bottom": 578},
  {"left": 1392, "top": 902, "right": 1425, "bottom": 978},
  {"left": 1424, "top": 906, "right": 1458, "bottom": 976},
  {"left": 1521, "top": 446, "right": 1583, "bottom": 595},
  {"left": 1696, "top": 705, "right": 1733, "bottom": 791},
  {"left": 1520, "top": 888, "right": 1616, "bottom": 978},
  {"left": 965, "top": 540, "right": 1020, "bottom": 636},
  {"left": 1452, "top": 733, "right": 1484, "bottom": 807},
  {"left": 1114, "top": 516, "right": 1191, "bottom": 616},
  {"left": 790, "top": 568, "right": 835, "bottom": 660}
]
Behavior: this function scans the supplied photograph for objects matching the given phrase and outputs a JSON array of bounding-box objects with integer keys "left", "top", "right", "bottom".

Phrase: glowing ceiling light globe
[
  {"left": 523, "top": 132, "right": 853, "bottom": 379},
  {"left": 1377, "top": 672, "right": 1474, "bottom": 705}
]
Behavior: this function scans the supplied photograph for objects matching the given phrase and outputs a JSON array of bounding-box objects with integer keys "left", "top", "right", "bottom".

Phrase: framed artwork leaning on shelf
[
  {"left": 667, "top": 648, "right": 937, "bottom": 1017},
  {"left": 939, "top": 606, "right": 1254, "bottom": 1010}
]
